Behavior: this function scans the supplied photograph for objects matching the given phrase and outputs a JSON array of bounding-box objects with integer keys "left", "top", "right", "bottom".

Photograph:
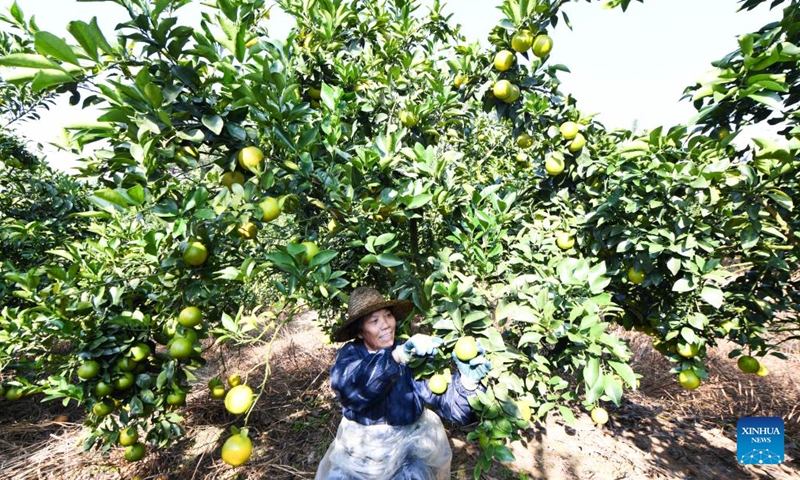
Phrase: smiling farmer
[{"left": 315, "top": 286, "right": 491, "bottom": 480}]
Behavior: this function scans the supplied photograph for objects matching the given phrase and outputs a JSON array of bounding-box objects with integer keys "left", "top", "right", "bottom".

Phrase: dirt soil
[{"left": 0, "top": 312, "right": 798, "bottom": 480}]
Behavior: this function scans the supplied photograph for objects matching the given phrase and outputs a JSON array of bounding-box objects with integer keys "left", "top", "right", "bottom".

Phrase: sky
[{"left": 0, "top": 0, "right": 782, "bottom": 170}]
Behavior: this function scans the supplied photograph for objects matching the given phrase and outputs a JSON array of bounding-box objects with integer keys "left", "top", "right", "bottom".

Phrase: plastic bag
[{"left": 315, "top": 409, "right": 452, "bottom": 480}]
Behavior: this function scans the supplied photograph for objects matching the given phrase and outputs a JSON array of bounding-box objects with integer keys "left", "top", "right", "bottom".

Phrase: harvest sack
[{"left": 315, "top": 409, "right": 451, "bottom": 480}]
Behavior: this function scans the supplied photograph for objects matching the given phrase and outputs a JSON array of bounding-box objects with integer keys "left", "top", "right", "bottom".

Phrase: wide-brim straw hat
[{"left": 333, "top": 287, "right": 413, "bottom": 342}]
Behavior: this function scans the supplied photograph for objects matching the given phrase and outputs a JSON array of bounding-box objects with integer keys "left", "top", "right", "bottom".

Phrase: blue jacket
[{"left": 330, "top": 340, "right": 478, "bottom": 426}]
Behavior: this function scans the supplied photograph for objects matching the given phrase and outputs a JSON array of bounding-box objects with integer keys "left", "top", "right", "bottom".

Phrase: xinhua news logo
[{"left": 737, "top": 417, "right": 784, "bottom": 465}]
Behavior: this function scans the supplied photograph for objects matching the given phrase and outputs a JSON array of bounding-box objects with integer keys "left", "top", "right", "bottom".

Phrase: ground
[{"left": 0, "top": 312, "right": 797, "bottom": 479}]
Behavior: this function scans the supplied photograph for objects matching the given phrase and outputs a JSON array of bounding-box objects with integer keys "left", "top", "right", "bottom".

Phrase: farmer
[{"left": 315, "top": 286, "right": 491, "bottom": 480}]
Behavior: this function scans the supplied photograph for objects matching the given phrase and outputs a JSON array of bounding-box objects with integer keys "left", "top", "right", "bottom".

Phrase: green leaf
[
  {"left": 672, "top": 277, "right": 695, "bottom": 293},
  {"left": 376, "top": 253, "right": 404, "bottom": 267},
  {"left": 67, "top": 20, "right": 99, "bottom": 61},
  {"left": 31, "top": 69, "right": 75, "bottom": 92},
  {"left": 493, "top": 444, "right": 516, "bottom": 463},
  {"left": 34, "top": 31, "right": 81, "bottom": 66},
  {"left": 0, "top": 53, "right": 61, "bottom": 69},
  {"left": 202, "top": 114, "right": 224, "bottom": 135},
  {"left": 309, "top": 250, "right": 337, "bottom": 268},
  {"left": 666, "top": 257, "right": 681, "bottom": 276},
  {"left": 747, "top": 91, "right": 782, "bottom": 110},
  {"left": 405, "top": 193, "right": 432, "bottom": 210},
  {"left": 603, "top": 375, "right": 623, "bottom": 406},
  {"left": 583, "top": 357, "right": 600, "bottom": 388},
  {"left": 557, "top": 405, "right": 575, "bottom": 426},
  {"left": 680, "top": 327, "right": 696, "bottom": 344},
  {"left": 700, "top": 285, "right": 723, "bottom": 309},
  {"left": 608, "top": 361, "right": 637, "bottom": 388}
]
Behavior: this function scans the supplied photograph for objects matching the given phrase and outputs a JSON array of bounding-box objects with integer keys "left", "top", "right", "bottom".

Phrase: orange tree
[{"left": 0, "top": 0, "right": 799, "bottom": 473}]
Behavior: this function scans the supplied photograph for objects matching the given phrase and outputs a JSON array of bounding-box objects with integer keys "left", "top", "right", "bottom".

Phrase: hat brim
[{"left": 333, "top": 299, "right": 413, "bottom": 342}]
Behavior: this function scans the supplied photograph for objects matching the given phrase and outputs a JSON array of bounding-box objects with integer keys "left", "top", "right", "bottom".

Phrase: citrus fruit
[
  {"left": 454, "top": 336, "right": 479, "bottom": 361},
  {"left": 516, "top": 133, "right": 533, "bottom": 149},
  {"left": 627, "top": 267, "right": 645, "bottom": 285},
  {"left": 568, "top": 133, "right": 587, "bottom": 152},
  {"left": 211, "top": 384, "right": 226, "bottom": 399},
  {"left": 94, "top": 381, "right": 114, "bottom": 398},
  {"left": 453, "top": 72, "right": 468, "bottom": 89},
  {"left": 77, "top": 360, "right": 101, "bottom": 380},
  {"left": 169, "top": 337, "right": 194, "bottom": 360},
  {"left": 225, "top": 385, "right": 254, "bottom": 414},
  {"left": 399, "top": 110, "right": 418, "bottom": 128},
  {"left": 178, "top": 306, "right": 202, "bottom": 328},
  {"left": 119, "top": 426, "right": 139, "bottom": 446},
  {"left": 559, "top": 121, "right": 579, "bottom": 140},
  {"left": 678, "top": 369, "right": 701, "bottom": 390},
  {"left": 237, "top": 221, "right": 258, "bottom": 240},
  {"left": 544, "top": 156, "right": 565, "bottom": 176},
  {"left": 591, "top": 407, "right": 609, "bottom": 425},
  {"left": 428, "top": 374, "right": 448, "bottom": 394},
  {"left": 677, "top": 343, "right": 699, "bottom": 359},
  {"left": 503, "top": 84, "right": 520, "bottom": 103},
  {"left": 737, "top": 355, "right": 760, "bottom": 374},
  {"left": 258, "top": 196, "right": 281, "bottom": 222},
  {"left": 511, "top": 29, "right": 534, "bottom": 52},
  {"left": 113, "top": 371, "right": 135, "bottom": 390},
  {"left": 756, "top": 364, "right": 769, "bottom": 377},
  {"left": 167, "top": 390, "right": 187, "bottom": 406},
  {"left": 116, "top": 357, "right": 137, "bottom": 372},
  {"left": 92, "top": 399, "right": 114, "bottom": 417},
  {"left": 130, "top": 343, "right": 151, "bottom": 362},
  {"left": 183, "top": 241, "right": 208, "bottom": 266},
  {"left": 227, "top": 374, "right": 242, "bottom": 387},
  {"left": 5, "top": 387, "right": 23, "bottom": 401},
  {"left": 532, "top": 34, "right": 553, "bottom": 57},
  {"left": 221, "top": 433, "right": 253, "bottom": 467},
  {"left": 492, "top": 79, "right": 513, "bottom": 100},
  {"left": 238, "top": 146, "right": 264, "bottom": 170},
  {"left": 124, "top": 442, "right": 146, "bottom": 462},
  {"left": 220, "top": 171, "right": 245, "bottom": 189},
  {"left": 556, "top": 231, "right": 575, "bottom": 250},
  {"left": 493, "top": 50, "right": 515, "bottom": 71},
  {"left": 308, "top": 86, "right": 321, "bottom": 100},
  {"left": 301, "top": 241, "right": 320, "bottom": 264}
]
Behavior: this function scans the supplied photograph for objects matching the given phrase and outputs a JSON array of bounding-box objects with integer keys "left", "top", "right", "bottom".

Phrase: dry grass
[{"left": 0, "top": 316, "right": 798, "bottom": 480}]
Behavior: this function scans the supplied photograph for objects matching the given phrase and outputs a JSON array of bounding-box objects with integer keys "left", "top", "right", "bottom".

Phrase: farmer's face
[{"left": 359, "top": 308, "right": 396, "bottom": 351}]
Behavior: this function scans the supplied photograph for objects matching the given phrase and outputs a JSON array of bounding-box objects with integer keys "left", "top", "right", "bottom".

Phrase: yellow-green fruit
[
  {"left": 301, "top": 241, "right": 320, "bottom": 264},
  {"left": 221, "top": 434, "right": 253, "bottom": 467},
  {"left": 228, "top": 374, "right": 242, "bottom": 387},
  {"left": 183, "top": 241, "right": 208, "bottom": 266},
  {"left": 92, "top": 399, "right": 114, "bottom": 417},
  {"left": 493, "top": 80, "right": 513, "bottom": 100},
  {"left": 5, "top": 387, "right": 23, "bottom": 401},
  {"left": 167, "top": 390, "right": 187, "bottom": 406},
  {"left": 400, "top": 110, "right": 418, "bottom": 128},
  {"left": 556, "top": 231, "right": 575, "bottom": 250},
  {"left": 568, "top": 133, "right": 587, "bottom": 152},
  {"left": 220, "top": 171, "right": 245, "bottom": 189},
  {"left": 756, "top": 364, "right": 769, "bottom": 377},
  {"left": 545, "top": 157, "right": 565, "bottom": 176},
  {"left": 503, "top": 84, "right": 520, "bottom": 103},
  {"left": 237, "top": 221, "right": 258, "bottom": 240},
  {"left": 130, "top": 343, "right": 151, "bottom": 362},
  {"left": 737, "top": 355, "right": 760, "bottom": 374},
  {"left": 511, "top": 29, "right": 534, "bottom": 53},
  {"left": 178, "top": 306, "right": 202, "bottom": 328},
  {"left": 124, "top": 442, "right": 146, "bottom": 462},
  {"left": 428, "top": 374, "right": 448, "bottom": 394},
  {"left": 678, "top": 369, "right": 701, "bottom": 390},
  {"left": 677, "top": 343, "right": 699, "bottom": 359},
  {"left": 454, "top": 72, "right": 468, "bottom": 89},
  {"left": 210, "top": 384, "right": 226, "bottom": 399},
  {"left": 77, "top": 360, "right": 101, "bottom": 380},
  {"left": 94, "top": 381, "right": 114, "bottom": 398},
  {"left": 591, "top": 407, "right": 609, "bottom": 425},
  {"left": 308, "top": 86, "right": 321, "bottom": 100},
  {"left": 532, "top": 34, "right": 553, "bottom": 58},
  {"left": 627, "top": 267, "right": 645, "bottom": 285},
  {"left": 225, "top": 385, "right": 255, "bottom": 414},
  {"left": 454, "top": 336, "right": 479, "bottom": 361},
  {"left": 169, "top": 337, "right": 194, "bottom": 360},
  {"left": 113, "top": 371, "right": 135, "bottom": 391},
  {"left": 493, "top": 49, "right": 515, "bottom": 71},
  {"left": 119, "top": 426, "right": 139, "bottom": 446},
  {"left": 238, "top": 146, "right": 264, "bottom": 170},
  {"left": 258, "top": 196, "right": 281, "bottom": 222},
  {"left": 516, "top": 133, "right": 533, "bottom": 149},
  {"left": 559, "top": 121, "right": 579, "bottom": 140}
]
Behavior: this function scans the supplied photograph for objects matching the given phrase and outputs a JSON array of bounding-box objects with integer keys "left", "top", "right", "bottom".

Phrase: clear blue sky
[{"left": 0, "top": 0, "right": 781, "bottom": 168}]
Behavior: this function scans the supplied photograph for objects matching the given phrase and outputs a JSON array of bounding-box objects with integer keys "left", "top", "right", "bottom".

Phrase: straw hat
[{"left": 333, "top": 287, "right": 413, "bottom": 342}]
